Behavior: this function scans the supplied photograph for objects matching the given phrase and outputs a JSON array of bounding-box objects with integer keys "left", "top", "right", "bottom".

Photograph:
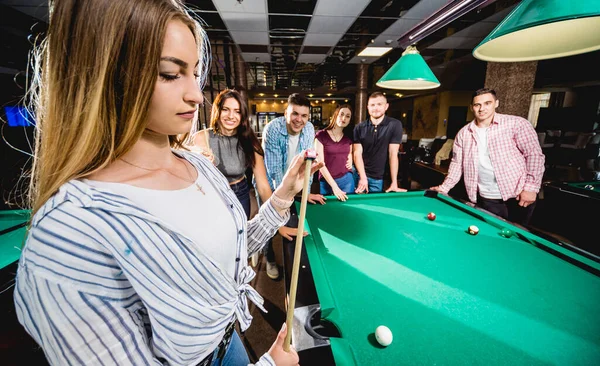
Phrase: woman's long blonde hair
[{"left": 27, "top": 0, "right": 209, "bottom": 216}]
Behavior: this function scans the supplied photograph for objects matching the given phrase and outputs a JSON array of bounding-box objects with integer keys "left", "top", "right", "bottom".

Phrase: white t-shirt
[
  {"left": 287, "top": 133, "right": 300, "bottom": 170},
  {"left": 85, "top": 168, "right": 238, "bottom": 278},
  {"left": 475, "top": 125, "right": 502, "bottom": 199}
]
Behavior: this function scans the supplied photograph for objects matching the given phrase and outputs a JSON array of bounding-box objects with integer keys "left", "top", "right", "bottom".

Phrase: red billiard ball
[{"left": 427, "top": 212, "right": 436, "bottom": 221}]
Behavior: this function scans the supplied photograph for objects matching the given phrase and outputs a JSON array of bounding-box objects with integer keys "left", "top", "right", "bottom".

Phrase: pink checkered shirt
[{"left": 439, "top": 113, "right": 545, "bottom": 203}]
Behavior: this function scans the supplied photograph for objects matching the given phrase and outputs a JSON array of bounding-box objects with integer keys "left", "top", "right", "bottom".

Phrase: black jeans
[{"left": 476, "top": 194, "right": 536, "bottom": 226}]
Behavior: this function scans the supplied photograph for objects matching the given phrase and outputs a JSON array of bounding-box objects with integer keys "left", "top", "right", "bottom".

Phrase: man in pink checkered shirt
[{"left": 432, "top": 88, "right": 545, "bottom": 225}]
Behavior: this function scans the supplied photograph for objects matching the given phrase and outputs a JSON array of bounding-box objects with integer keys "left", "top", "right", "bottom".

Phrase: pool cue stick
[{"left": 283, "top": 150, "right": 315, "bottom": 351}]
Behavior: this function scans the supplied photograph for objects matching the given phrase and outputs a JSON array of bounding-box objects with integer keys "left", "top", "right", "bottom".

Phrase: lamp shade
[
  {"left": 473, "top": 0, "right": 600, "bottom": 62},
  {"left": 376, "top": 46, "right": 440, "bottom": 90}
]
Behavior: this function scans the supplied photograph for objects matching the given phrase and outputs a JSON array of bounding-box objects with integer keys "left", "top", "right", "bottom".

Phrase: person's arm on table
[
  {"left": 353, "top": 143, "right": 368, "bottom": 193},
  {"left": 431, "top": 134, "right": 464, "bottom": 194},
  {"left": 315, "top": 138, "right": 348, "bottom": 201},
  {"left": 385, "top": 143, "right": 407, "bottom": 192},
  {"left": 385, "top": 121, "right": 406, "bottom": 192}
]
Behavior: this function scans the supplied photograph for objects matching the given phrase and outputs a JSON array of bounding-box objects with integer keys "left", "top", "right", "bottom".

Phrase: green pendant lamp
[
  {"left": 376, "top": 45, "right": 440, "bottom": 90},
  {"left": 474, "top": 0, "right": 600, "bottom": 62}
]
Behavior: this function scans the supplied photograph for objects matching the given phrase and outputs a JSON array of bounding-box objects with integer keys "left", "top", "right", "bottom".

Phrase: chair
[
  {"left": 560, "top": 131, "right": 581, "bottom": 149},
  {"left": 542, "top": 130, "right": 561, "bottom": 148},
  {"left": 537, "top": 132, "right": 546, "bottom": 146},
  {"left": 574, "top": 132, "right": 595, "bottom": 149},
  {"left": 418, "top": 138, "right": 435, "bottom": 149}
]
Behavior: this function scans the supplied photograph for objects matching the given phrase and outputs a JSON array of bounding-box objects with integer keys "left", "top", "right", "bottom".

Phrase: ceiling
[
  {"left": 190, "top": 0, "right": 520, "bottom": 92},
  {"left": 2, "top": 0, "right": 598, "bottom": 99}
]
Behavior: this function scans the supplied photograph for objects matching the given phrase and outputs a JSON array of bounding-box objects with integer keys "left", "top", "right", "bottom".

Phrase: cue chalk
[
  {"left": 284, "top": 150, "right": 315, "bottom": 351},
  {"left": 304, "top": 149, "right": 317, "bottom": 160}
]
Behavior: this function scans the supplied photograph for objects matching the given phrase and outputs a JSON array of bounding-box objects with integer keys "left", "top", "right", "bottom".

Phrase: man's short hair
[
  {"left": 472, "top": 88, "right": 497, "bottom": 102},
  {"left": 368, "top": 91, "right": 387, "bottom": 101},
  {"left": 288, "top": 93, "right": 311, "bottom": 108}
]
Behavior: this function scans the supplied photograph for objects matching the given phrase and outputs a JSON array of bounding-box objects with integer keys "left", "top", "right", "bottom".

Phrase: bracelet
[{"left": 270, "top": 194, "right": 294, "bottom": 210}]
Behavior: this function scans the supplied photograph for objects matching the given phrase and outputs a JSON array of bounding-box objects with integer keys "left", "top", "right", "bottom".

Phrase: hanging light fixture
[
  {"left": 473, "top": 0, "right": 600, "bottom": 62},
  {"left": 376, "top": 45, "right": 440, "bottom": 90}
]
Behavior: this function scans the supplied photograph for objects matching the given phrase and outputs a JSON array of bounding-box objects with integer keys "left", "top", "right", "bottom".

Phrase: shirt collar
[
  {"left": 369, "top": 115, "right": 389, "bottom": 127},
  {"left": 275, "top": 116, "right": 309, "bottom": 139},
  {"left": 468, "top": 113, "right": 501, "bottom": 132}
]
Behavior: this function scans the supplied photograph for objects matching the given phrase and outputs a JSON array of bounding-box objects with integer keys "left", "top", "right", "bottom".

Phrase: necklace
[
  {"left": 328, "top": 130, "right": 344, "bottom": 143},
  {"left": 119, "top": 156, "right": 205, "bottom": 195}
]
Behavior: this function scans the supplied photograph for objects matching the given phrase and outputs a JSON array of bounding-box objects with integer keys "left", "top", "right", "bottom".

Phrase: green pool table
[
  {"left": 283, "top": 191, "right": 600, "bottom": 365},
  {"left": 0, "top": 209, "right": 28, "bottom": 269},
  {"left": 541, "top": 180, "right": 600, "bottom": 255},
  {"left": 0, "top": 210, "right": 47, "bottom": 364},
  {"left": 560, "top": 180, "right": 600, "bottom": 199}
]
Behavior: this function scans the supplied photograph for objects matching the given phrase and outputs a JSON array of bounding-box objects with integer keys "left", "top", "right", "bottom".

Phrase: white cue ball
[
  {"left": 468, "top": 225, "right": 479, "bottom": 235},
  {"left": 375, "top": 325, "right": 393, "bottom": 347}
]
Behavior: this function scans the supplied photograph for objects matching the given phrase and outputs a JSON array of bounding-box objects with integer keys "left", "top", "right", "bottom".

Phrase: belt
[
  {"left": 196, "top": 320, "right": 237, "bottom": 366},
  {"left": 477, "top": 194, "right": 504, "bottom": 203},
  {"left": 229, "top": 176, "right": 246, "bottom": 186}
]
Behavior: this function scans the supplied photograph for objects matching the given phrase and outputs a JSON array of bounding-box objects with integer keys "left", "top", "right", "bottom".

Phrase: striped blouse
[{"left": 14, "top": 151, "right": 289, "bottom": 366}]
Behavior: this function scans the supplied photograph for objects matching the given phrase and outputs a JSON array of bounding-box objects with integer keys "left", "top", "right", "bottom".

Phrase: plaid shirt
[
  {"left": 262, "top": 116, "right": 315, "bottom": 190},
  {"left": 439, "top": 113, "right": 545, "bottom": 203}
]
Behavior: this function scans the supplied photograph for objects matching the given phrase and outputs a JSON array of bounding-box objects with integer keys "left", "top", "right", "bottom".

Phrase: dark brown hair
[
  {"left": 472, "top": 88, "right": 497, "bottom": 102},
  {"left": 287, "top": 93, "right": 311, "bottom": 108},
  {"left": 210, "top": 89, "right": 263, "bottom": 167}
]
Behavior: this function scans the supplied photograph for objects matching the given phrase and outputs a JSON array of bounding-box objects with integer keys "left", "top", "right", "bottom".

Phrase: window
[{"left": 527, "top": 93, "right": 551, "bottom": 127}]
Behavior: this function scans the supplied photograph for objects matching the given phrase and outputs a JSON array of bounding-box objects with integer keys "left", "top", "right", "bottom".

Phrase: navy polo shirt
[{"left": 353, "top": 116, "right": 403, "bottom": 179}]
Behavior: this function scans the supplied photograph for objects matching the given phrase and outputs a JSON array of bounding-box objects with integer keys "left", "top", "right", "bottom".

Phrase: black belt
[
  {"left": 196, "top": 320, "right": 237, "bottom": 366},
  {"left": 477, "top": 194, "right": 504, "bottom": 203}
]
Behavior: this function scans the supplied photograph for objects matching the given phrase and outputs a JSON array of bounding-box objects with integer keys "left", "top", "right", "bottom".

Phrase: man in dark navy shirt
[{"left": 353, "top": 92, "right": 406, "bottom": 193}]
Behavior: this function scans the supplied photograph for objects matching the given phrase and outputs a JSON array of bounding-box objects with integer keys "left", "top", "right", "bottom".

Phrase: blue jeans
[
  {"left": 352, "top": 169, "right": 384, "bottom": 193},
  {"left": 367, "top": 177, "right": 384, "bottom": 193},
  {"left": 230, "top": 178, "right": 250, "bottom": 219},
  {"left": 319, "top": 172, "right": 355, "bottom": 195},
  {"left": 211, "top": 332, "right": 249, "bottom": 366}
]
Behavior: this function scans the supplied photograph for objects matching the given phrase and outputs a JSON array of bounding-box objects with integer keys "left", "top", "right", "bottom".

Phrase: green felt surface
[
  {"left": 0, "top": 210, "right": 29, "bottom": 269},
  {"left": 568, "top": 181, "right": 599, "bottom": 190},
  {"left": 302, "top": 192, "right": 600, "bottom": 365},
  {"left": 567, "top": 181, "right": 599, "bottom": 197}
]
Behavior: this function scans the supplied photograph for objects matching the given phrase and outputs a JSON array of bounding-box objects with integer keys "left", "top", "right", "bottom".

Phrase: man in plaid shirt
[
  {"left": 432, "top": 88, "right": 545, "bottom": 225},
  {"left": 259, "top": 93, "right": 326, "bottom": 279}
]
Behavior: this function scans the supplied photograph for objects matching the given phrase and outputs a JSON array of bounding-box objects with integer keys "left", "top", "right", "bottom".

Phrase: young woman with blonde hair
[{"left": 15, "top": 1, "right": 317, "bottom": 364}]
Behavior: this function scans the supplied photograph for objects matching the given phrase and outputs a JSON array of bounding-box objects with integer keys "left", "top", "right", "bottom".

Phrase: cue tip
[{"left": 304, "top": 149, "right": 317, "bottom": 161}]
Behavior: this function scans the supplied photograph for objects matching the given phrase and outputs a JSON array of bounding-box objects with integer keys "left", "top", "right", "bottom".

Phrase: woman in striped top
[{"left": 14, "top": 1, "right": 319, "bottom": 365}]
